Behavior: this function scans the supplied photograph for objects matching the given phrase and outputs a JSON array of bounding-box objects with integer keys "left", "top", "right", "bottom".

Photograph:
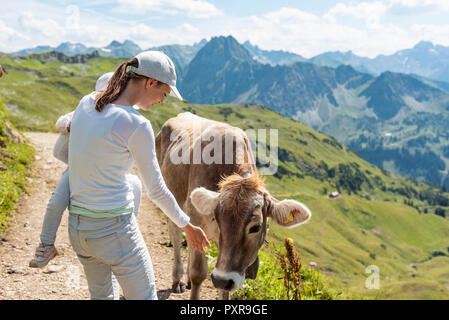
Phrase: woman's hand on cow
[{"left": 182, "top": 223, "right": 211, "bottom": 254}]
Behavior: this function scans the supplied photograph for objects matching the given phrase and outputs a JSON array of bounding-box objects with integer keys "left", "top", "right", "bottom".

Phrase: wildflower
[
  {"left": 310, "top": 262, "right": 317, "bottom": 267},
  {"left": 280, "top": 237, "right": 302, "bottom": 300}
]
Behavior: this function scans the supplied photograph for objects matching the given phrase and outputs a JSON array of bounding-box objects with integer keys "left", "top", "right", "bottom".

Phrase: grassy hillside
[
  {"left": 2, "top": 52, "right": 449, "bottom": 299},
  {"left": 0, "top": 52, "right": 126, "bottom": 131},
  {"left": 0, "top": 98, "right": 35, "bottom": 232}
]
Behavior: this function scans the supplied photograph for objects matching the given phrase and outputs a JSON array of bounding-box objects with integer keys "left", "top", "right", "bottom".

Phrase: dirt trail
[{"left": 0, "top": 132, "right": 216, "bottom": 300}]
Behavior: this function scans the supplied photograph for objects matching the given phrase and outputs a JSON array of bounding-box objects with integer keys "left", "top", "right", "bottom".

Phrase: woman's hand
[{"left": 181, "top": 223, "right": 211, "bottom": 254}]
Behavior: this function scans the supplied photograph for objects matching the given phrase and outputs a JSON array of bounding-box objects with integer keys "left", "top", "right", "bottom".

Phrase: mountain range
[
  {"left": 179, "top": 36, "right": 449, "bottom": 123},
  {"left": 242, "top": 41, "right": 306, "bottom": 66},
  {"left": 14, "top": 40, "right": 206, "bottom": 80},
  {"left": 14, "top": 40, "right": 137, "bottom": 58},
  {"left": 14, "top": 38, "right": 449, "bottom": 84},
  {"left": 310, "top": 41, "right": 449, "bottom": 83},
  {"left": 178, "top": 36, "right": 449, "bottom": 190},
  {"left": 12, "top": 38, "right": 304, "bottom": 68}
]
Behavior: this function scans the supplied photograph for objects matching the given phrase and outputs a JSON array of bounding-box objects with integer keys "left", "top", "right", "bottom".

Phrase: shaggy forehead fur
[{"left": 217, "top": 171, "right": 266, "bottom": 216}]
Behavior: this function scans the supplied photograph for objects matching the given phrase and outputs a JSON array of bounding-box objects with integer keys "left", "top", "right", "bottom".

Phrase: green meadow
[{"left": 0, "top": 98, "right": 35, "bottom": 233}]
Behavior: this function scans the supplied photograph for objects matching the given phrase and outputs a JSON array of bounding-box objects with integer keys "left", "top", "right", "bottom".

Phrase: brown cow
[
  {"left": 0, "top": 64, "right": 3, "bottom": 78},
  {"left": 155, "top": 112, "right": 311, "bottom": 299}
]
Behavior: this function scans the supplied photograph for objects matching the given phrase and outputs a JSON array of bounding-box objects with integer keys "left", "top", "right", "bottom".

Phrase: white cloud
[
  {"left": 4, "top": 1, "right": 449, "bottom": 60},
  {"left": 0, "top": 0, "right": 211, "bottom": 53},
  {"left": 180, "top": 23, "right": 200, "bottom": 33},
  {"left": 222, "top": 7, "right": 419, "bottom": 58},
  {"left": 127, "top": 23, "right": 160, "bottom": 41},
  {"left": 0, "top": 20, "right": 30, "bottom": 52},
  {"left": 409, "top": 24, "right": 449, "bottom": 46},
  {"left": 324, "top": 2, "right": 388, "bottom": 28},
  {"left": 389, "top": 0, "right": 449, "bottom": 14},
  {"left": 19, "top": 12, "right": 66, "bottom": 38},
  {"left": 116, "top": 0, "right": 223, "bottom": 19},
  {"left": 262, "top": 7, "right": 320, "bottom": 24},
  {"left": 126, "top": 23, "right": 179, "bottom": 46}
]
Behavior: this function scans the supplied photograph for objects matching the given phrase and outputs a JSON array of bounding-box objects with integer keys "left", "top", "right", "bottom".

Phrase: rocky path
[{"left": 0, "top": 132, "right": 216, "bottom": 300}]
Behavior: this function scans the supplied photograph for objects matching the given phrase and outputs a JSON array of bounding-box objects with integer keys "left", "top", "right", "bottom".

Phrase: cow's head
[{"left": 190, "top": 171, "right": 311, "bottom": 292}]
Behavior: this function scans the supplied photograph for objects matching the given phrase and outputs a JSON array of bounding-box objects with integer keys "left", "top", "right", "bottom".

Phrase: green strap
[{"left": 69, "top": 202, "right": 134, "bottom": 218}]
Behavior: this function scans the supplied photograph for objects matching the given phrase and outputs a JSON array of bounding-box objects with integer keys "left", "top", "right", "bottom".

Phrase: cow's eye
[{"left": 249, "top": 224, "right": 262, "bottom": 234}]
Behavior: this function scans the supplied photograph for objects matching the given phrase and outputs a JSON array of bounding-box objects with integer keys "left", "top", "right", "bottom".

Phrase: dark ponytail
[{"left": 95, "top": 58, "right": 145, "bottom": 112}]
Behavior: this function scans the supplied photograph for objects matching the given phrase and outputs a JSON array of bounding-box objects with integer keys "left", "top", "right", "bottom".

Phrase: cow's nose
[{"left": 211, "top": 273, "right": 234, "bottom": 291}]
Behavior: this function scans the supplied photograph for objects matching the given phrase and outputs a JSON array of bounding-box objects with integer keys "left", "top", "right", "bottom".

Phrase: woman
[
  {"left": 30, "top": 73, "right": 118, "bottom": 270},
  {"left": 30, "top": 73, "right": 130, "bottom": 300},
  {"left": 68, "top": 51, "right": 210, "bottom": 300}
]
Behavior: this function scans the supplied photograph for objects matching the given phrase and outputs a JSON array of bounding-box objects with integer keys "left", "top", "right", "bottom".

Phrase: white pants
[{"left": 68, "top": 212, "right": 157, "bottom": 300}]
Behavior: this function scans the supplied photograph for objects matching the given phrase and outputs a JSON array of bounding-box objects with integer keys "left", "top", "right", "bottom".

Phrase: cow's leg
[
  {"left": 186, "top": 250, "right": 192, "bottom": 289},
  {"left": 188, "top": 248, "right": 208, "bottom": 300},
  {"left": 219, "top": 290, "right": 230, "bottom": 300},
  {"left": 169, "top": 221, "right": 186, "bottom": 293}
]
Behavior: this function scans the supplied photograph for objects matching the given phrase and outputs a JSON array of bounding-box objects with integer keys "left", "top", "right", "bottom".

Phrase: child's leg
[
  {"left": 127, "top": 174, "right": 142, "bottom": 218},
  {"left": 40, "top": 169, "right": 70, "bottom": 245}
]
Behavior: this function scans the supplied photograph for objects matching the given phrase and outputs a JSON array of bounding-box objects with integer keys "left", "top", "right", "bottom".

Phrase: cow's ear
[
  {"left": 266, "top": 195, "right": 311, "bottom": 228},
  {"left": 190, "top": 187, "right": 220, "bottom": 216}
]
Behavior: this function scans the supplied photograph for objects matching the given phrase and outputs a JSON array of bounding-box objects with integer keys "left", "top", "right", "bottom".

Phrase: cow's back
[{"left": 155, "top": 112, "right": 255, "bottom": 219}]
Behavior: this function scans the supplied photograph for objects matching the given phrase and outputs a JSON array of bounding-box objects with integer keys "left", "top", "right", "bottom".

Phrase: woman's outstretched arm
[{"left": 128, "top": 121, "right": 210, "bottom": 253}]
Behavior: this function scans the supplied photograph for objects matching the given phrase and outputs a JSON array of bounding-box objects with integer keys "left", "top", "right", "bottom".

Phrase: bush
[
  {"left": 234, "top": 112, "right": 245, "bottom": 119},
  {"left": 219, "top": 107, "right": 233, "bottom": 120},
  {"left": 182, "top": 106, "right": 197, "bottom": 114},
  {"left": 435, "top": 207, "right": 446, "bottom": 218},
  {"left": 431, "top": 251, "right": 447, "bottom": 258}
]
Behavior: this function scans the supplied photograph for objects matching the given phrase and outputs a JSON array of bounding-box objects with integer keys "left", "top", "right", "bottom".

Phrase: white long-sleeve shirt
[
  {"left": 53, "top": 134, "right": 69, "bottom": 164},
  {"left": 53, "top": 111, "right": 73, "bottom": 164},
  {"left": 68, "top": 93, "right": 190, "bottom": 228}
]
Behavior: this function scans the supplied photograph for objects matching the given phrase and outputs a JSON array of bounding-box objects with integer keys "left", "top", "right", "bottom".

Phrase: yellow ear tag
[{"left": 283, "top": 211, "right": 295, "bottom": 224}]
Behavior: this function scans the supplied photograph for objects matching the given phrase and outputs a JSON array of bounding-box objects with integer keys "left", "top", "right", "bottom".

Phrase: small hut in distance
[{"left": 329, "top": 191, "right": 342, "bottom": 199}]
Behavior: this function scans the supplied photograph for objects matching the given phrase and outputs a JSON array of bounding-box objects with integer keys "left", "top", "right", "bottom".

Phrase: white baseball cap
[
  {"left": 129, "top": 51, "right": 183, "bottom": 101},
  {"left": 95, "top": 72, "right": 114, "bottom": 92}
]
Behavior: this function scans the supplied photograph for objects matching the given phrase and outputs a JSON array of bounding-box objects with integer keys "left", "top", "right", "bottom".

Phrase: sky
[{"left": 2, "top": 0, "right": 449, "bottom": 58}]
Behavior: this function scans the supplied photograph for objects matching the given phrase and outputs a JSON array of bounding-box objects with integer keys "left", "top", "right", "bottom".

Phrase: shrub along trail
[{"left": 0, "top": 132, "right": 216, "bottom": 300}]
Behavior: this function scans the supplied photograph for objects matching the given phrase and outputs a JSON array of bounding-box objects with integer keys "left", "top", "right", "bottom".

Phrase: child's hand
[{"left": 55, "top": 111, "right": 74, "bottom": 134}]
